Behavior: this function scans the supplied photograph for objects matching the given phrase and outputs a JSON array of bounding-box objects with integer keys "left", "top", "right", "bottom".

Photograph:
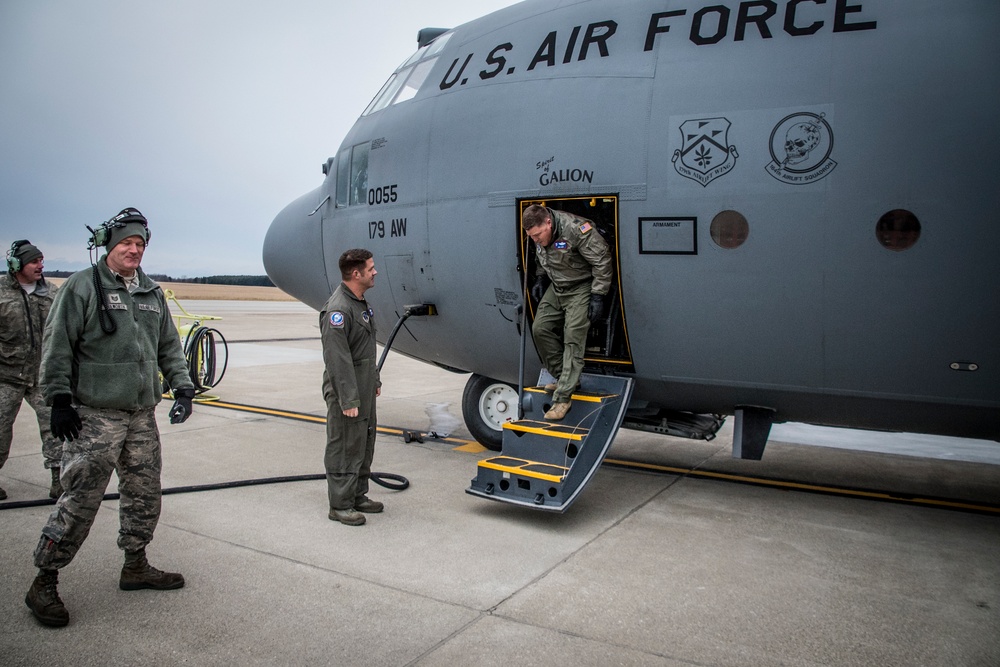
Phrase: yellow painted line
[
  {"left": 201, "top": 400, "right": 480, "bottom": 450},
  {"left": 454, "top": 441, "right": 488, "bottom": 453},
  {"left": 478, "top": 457, "right": 567, "bottom": 483},
  {"left": 208, "top": 401, "right": 327, "bottom": 423},
  {"left": 602, "top": 458, "right": 1000, "bottom": 515}
]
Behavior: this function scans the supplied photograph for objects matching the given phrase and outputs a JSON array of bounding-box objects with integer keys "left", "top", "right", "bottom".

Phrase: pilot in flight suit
[
  {"left": 320, "top": 248, "right": 383, "bottom": 526},
  {"left": 523, "top": 204, "right": 612, "bottom": 420}
]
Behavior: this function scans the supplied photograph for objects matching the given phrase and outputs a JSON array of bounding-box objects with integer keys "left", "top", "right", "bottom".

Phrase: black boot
[
  {"left": 25, "top": 569, "right": 69, "bottom": 627},
  {"left": 49, "top": 467, "right": 62, "bottom": 500},
  {"left": 120, "top": 549, "right": 185, "bottom": 591}
]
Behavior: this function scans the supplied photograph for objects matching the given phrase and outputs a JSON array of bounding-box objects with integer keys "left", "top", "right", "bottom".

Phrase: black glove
[
  {"left": 169, "top": 388, "right": 195, "bottom": 424},
  {"left": 530, "top": 276, "right": 549, "bottom": 304},
  {"left": 51, "top": 395, "right": 82, "bottom": 442},
  {"left": 587, "top": 294, "right": 606, "bottom": 323}
]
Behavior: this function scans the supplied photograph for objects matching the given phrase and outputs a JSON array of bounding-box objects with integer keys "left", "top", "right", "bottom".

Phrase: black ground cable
[
  {"left": 92, "top": 264, "right": 116, "bottom": 334},
  {"left": 182, "top": 325, "right": 228, "bottom": 393},
  {"left": 0, "top": 471, "right": 410, "bottom": 511},
  {"left": 3, "top": 308, "right": 443, "bottom": 513}
]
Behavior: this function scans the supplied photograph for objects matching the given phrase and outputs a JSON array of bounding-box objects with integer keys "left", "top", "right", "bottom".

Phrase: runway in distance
[{"left": 264, "top": 0, "right": 999, "bottom": 460}]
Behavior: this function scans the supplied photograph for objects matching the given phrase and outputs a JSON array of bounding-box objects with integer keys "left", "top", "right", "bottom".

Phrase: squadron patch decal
[
  {"left": 554, "top": 240, "right": 569, "bottom": 250},
  {"left": 329, "top": 311, "right": 345, "bottom": 327},
  {"left": 672, "top": 117, "right": 739, "bottom": 187},
  {"left": 766, "top": 112, "right": 837, "bottom": 184}
]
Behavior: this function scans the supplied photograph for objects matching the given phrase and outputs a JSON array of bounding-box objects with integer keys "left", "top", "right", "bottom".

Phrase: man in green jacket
[
  {"left": 523, "top": 204, "right": 612, "bottom": 421},
  {"left": 320, "top": 249, "right": 382, "bottom": 526},
  {"left": 0, "top": 240, "right": 61, "bottom": 500},
  {"left": 25, "top": 208, "right": 197, "bottom": 628}
]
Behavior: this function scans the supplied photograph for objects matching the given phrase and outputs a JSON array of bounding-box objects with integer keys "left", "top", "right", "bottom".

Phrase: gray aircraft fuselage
[{"left": 264, "top": 0, "right": 1000, "bottom": 445}]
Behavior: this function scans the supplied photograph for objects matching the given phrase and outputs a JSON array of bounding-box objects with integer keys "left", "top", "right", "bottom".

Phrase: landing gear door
[{"left": 518, "top": 195, "right": 634, "bottom": 373}]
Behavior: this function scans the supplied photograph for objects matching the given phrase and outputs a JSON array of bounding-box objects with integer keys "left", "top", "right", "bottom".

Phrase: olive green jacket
[
  {"left": 41, "top": 257, "right": 194, "bottom": 409},
  {"left": 0, "top": 273, "right": 56, "bottom": 387},
  {"left": 534, "top": 209, "right": 613, "bottom": 295},
  {"left": 320, "top": 282, "right": 381, "bottom": 412}
]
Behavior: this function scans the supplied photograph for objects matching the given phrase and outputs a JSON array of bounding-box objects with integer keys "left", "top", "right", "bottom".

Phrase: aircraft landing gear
[{"left": 461, "top": 374, "right": 518, "bottom": 451}]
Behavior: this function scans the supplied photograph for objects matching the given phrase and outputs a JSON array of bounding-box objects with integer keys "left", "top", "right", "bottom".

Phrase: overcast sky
[{"left": 0, "top": 0, "right": 516, "bottom": 277}]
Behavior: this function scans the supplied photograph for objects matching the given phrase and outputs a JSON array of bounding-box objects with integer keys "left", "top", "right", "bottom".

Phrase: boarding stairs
[{"left": 466, "top": 373, "right": 633, "bottom": 512}]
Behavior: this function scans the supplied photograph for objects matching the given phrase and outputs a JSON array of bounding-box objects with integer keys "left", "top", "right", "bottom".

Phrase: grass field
[{"left": 46, "top": 277, "right": 297, "bottom": 301}]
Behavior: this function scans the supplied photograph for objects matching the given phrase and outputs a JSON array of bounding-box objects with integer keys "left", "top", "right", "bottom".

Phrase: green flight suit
[
  {"left": 531, "top": 209, "right": 612, "bottom": 404},
  {"left": 320, "top": 282, "right": 381, "bottom": 511}
]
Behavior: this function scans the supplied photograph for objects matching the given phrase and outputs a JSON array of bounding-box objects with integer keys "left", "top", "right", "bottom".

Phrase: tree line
[{"left": 46, "top": 271, "right": 275, "bottom": 287}]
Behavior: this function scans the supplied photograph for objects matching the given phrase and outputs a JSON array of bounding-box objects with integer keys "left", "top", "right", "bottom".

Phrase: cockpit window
[
  {"left": 335, "top": 142, "right": 370, "bottom": 208},
  {"left": 349, "top": 142, "right": 369, "bottom": 206},
  {"left": 362, "top": 32, "right": 452, "bottom": 116},
  {"left": 336, "top": 147, "right": 350, "bottom": 207}
]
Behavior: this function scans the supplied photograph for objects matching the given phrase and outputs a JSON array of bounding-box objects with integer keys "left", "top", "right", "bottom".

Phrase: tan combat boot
[
  {"left": 544, "top": 401, "right": 572, "bottom": 421},
  {"left": 329, "top": 508, "right": 366, "bottom": 525},
  {"left": 354, "top": 496, "right": 384, "bottom": 513},
  {"left": 49, "top": 467, "right": 62, "bottom": 499},
  {"left": 25, "top": 569, "right": 69, "bottom": 627},
  {"left": 120, "top": 549, "right": 185, "bottom": 590}
]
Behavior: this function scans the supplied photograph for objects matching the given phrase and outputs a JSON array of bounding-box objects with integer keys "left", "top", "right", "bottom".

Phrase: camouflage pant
[
  {"left": 0, "top": 380, "right": 61, "bottom": 471},
  {"left": 34, "top": 406, "right": 163, "bottom": 570}
]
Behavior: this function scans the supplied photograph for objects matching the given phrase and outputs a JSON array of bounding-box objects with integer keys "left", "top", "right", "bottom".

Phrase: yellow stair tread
[
  {"left": 525, "top": 386, "right": 617, "bottom": 403},
  {"left": 503, "top": 419, "right": 588, "bottom": 440},
  {"left": 478, "top": 456, "right": 568, "bottom": 482}
]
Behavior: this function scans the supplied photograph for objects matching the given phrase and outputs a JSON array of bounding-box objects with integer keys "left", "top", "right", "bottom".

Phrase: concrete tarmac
[{"left": 1, "top": 300, "right": 998, "bottom": 666}]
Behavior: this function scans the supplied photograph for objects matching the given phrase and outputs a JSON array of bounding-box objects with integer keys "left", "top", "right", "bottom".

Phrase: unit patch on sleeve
[{"left": 329, "top": 311, "right": 345, "bottom": 327}]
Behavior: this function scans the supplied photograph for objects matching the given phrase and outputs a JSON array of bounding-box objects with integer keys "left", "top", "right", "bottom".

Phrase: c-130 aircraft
[{"left": 264, "top": 0, "right": 999, "bottom": 508}]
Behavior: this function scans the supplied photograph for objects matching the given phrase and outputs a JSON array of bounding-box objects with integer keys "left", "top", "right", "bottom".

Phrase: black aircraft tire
[{"left": 461, "top": 374, "right": 518, "bottom": 452}]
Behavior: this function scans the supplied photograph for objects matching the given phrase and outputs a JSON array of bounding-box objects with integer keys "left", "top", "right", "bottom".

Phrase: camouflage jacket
[
  {"left": 534, "top": 209, "right": 613, "bottom": 295},
  {"left": 41, "top": 257, "right": 194, "bottom": 409},
  {"left": 0, "top": 272, "right": 56, "bottom": 387}
]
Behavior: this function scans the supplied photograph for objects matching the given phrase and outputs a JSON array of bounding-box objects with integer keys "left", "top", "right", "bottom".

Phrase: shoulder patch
[
  {"left": 579, "top": 222, "right": 592, "bottom": 233},
  {"left": 329, "top": 311, "right": 345, "bottom": 328}
]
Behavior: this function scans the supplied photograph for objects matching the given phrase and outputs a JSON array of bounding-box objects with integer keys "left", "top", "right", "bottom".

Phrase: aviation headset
[
  {"left": 87, "top": 207, "right": 151, "bottom": 335},
  {"left": 87, "top": 207, "right": 150, "bottom": 250},
  {"left": 6, "top": 239, "right": 39, "bottom": 274}
]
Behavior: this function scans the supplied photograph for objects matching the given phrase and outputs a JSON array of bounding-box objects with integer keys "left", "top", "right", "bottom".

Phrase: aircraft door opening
[{"left": 519, "top": 195, "right": 633, "bottom": 374}]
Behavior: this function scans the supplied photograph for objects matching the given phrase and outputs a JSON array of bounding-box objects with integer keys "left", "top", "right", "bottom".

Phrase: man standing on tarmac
[
  {"left": 523, "top": 204, "right": 612, "bottom": 421},
  {"left": 24, "top": 208, "right": 197, "bottom": 628},
  {"left": 0, "top": 240, "right": 61, "bottom": 500},
  {"left": 321, "top": 248, "right": 382, "bottom": 527}
]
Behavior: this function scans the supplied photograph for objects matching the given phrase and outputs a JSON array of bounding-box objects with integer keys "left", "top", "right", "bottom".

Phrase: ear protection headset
[
  {"left": 87, "top": 208, "right": 150, "bottom": 249},
  {"left": 6, "top": 239, "right": 31, "bottom": 273}
]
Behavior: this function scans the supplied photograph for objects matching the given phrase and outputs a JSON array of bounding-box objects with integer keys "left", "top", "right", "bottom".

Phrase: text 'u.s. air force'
[{"left": 440, "top": 0, "right": 876, "bottom": 90}]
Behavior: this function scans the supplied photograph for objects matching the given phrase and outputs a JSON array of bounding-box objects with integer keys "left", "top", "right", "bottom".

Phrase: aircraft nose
[{"left": 263, "top": 187, "right": 330, "bottom": 310}]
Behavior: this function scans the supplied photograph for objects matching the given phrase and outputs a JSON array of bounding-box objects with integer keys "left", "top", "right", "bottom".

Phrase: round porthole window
[
  {"left": 710, "top": 210, "right": 749, "bottom": 249},
  {"left": 876, "top": 209, "right": 920, "bottom": 251}
]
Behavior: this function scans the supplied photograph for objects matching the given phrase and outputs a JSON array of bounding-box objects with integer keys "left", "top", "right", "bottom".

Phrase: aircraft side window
[
  {"left": 349, "top": 142, "right": 370, "bottom": 206},
  {"left": 710, "top": 210, "right": 749, "bottom": 249},
  {"left": 336, "top": 147, "right": 351, "bottom": 207},
  {"left": 876, "top": 209, "right": 920, "bottom": 251}
]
